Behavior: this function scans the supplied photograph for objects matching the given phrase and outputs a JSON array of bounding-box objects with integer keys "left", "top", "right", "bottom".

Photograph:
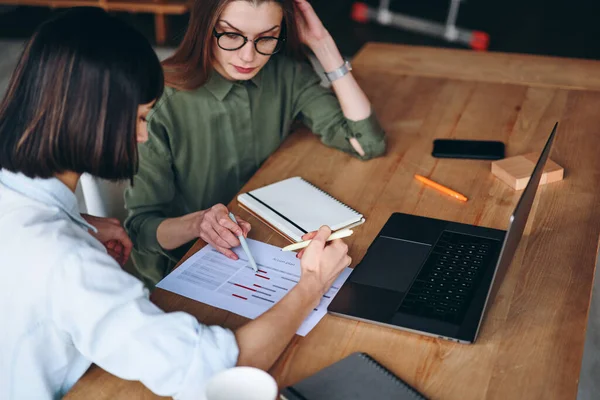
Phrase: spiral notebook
[
  {"left": 279, "top": 352, "right": 428, "bottom": 400},
  {"left": 237, "top": 177, "right": 364, "bottom": 242}
]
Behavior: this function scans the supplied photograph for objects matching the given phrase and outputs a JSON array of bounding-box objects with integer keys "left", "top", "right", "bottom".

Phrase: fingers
[
  {"left": 208, "top": 226, "right": 239, "bottom": 249},
  {"left": 294, "top": 0, "right": 312, "bottom": 11},
  {"left": 297, "top": 231, "right": 352, "bottom": 296},
  {"left": 114, "top": 229, "right": 133, "bottom": 257},
  {"left": 326, "top": 239, "right": 349, "bottom": 265},
  {"left": 329, "top": 238, "right": 348, "bottom": 252},
  {"left": 216, "top": 212, "right": 251, "bottom": 238},
  {"left": 293, "top": 0, "right": 321, "bottom": 25},
  {"left": 299, "top": 227, "right": 332, "bottom": 258},
  {"left": 297, "top": 236, "right": 310, "bottom": 257},
  {"left": 214, "top": 223, "right": 241, "bottom": 248},
  {"left": 298, "top": 226, "right": 332, "bottom": 265},
  {"left": 107, "top": 247, "right": 126, "bottom": 267},
  {"left": 206, "top": 205, "right": 253, "bottom": 243},
  {"left": 308, "top": 226, "right": 332, "bottom": 248},
  {"left": 345, "top": 255, "right": 352, "bottom": 267},
  {"left": 213, "top": 244, "right": 239, "bottom": 260},
  {"left": 105, "top": 238, "right": 128, "bottom": 266},
  {"left": 318, "top": 239, "right": 349, "bottom": 271},
  {"left": 88, "top": 215, "right": 132, "bottom": 266},
  {"left": 114, "top": 231, "right": 131, "bottom": 247},
  {"left": 301, "top": 231, "right": 318, "bottom": 241},
  {"left": 197, "top": 205, "right": 254, "bottom": 260},
  {"left": 200, "top": 215, "right": 240, "bottom": 248},
  {"left": 121, "top": 244, "right": 131, "bottom": 265},
  {"left": 207, "top": 204, "right": 247, "bottom": 244},
  {"left": 200, "top": 231, "right": 239, "bottom": 260},
  {"left": 218, "top": 216, "right": 244, "bottom": 237},
  {"left": 208, "top": 204, "right": 229, "bottom": 225},
  {"left": 237, "top": 218, "right": 252, "bottom": 237}
]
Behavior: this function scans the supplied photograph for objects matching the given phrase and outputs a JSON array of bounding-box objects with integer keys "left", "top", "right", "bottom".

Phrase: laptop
[{"left": 329, "top": 123, "right": 559, "bottom": 344}]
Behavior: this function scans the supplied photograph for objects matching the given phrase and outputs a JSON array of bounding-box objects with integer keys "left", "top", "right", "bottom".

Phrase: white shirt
[{"left": 0, "top": 170, "right": 239, "bottom": 400}]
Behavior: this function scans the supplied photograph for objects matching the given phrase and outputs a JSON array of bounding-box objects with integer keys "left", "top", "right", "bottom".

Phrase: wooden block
[{"left": 491, "top": 152, "right": 564, "bottom": 190}]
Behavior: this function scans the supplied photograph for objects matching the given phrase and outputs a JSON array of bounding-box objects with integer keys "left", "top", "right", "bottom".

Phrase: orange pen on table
[{"left": 414, "top": 174, "right": 468, "bottom": 202}]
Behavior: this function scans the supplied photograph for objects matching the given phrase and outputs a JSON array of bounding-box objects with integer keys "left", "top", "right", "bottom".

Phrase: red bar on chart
[{"left": 234, "top": 283, "right": 256, "bottom": 292}]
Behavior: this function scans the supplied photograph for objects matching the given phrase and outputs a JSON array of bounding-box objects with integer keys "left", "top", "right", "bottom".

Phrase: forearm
[
  {"left": 156, "top": 211, "right": 203, "bottom": 250},
  {"left": 235, "top": 282, "right": 320, "bottom": 370},
  {"left": 311, "top": 36, "right": 371, "bottom": 121}
]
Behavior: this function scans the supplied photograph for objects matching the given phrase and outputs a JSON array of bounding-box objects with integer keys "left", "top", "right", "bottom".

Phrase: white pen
[
  {"left": 228, "top": 212, "right": 258, "bottom": 272},
  {"left": 281, "top": 229, "right": 354, "bottom": 252}
]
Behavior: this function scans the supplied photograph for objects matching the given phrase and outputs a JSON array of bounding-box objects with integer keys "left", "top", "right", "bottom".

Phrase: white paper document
[{"left": 156, "top": 239, "right": 352, "bottom": 336}]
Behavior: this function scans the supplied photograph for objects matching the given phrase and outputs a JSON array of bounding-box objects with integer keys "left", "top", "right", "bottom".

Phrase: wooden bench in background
[{"left": 0, "top": 0, "right": 190, "bottom": 44}]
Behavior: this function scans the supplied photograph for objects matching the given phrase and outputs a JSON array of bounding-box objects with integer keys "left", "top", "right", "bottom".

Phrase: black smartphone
[{"left": 432, "top": 139, "right": 505, "bottom": 160}]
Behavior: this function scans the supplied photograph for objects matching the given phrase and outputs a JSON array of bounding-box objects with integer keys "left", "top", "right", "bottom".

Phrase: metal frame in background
[{"left": 351, "top": 0, "right": 490, "bottom": 51}]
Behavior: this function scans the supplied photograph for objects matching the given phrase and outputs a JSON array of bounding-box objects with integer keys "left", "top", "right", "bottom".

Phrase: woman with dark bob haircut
[{"left": 0, "top": 7, "right": 350, "bottom": 399}]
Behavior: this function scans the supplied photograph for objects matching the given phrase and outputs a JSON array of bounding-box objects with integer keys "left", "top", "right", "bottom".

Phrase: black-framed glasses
[{"left": 213, "top": 29, "right": 285, "bottom": 56}]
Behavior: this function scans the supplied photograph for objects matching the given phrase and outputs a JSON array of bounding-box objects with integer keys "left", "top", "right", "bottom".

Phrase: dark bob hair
[{"left": 0, "top": 7, "right": 164, "bottom": 181}]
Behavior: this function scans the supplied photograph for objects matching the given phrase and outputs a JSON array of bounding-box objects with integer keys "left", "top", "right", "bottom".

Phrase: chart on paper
[{"left": 157, "top": 239, "right": 351, "bottom": 336}]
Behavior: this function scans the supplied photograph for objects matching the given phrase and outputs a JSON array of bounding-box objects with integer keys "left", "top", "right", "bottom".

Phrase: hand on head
[{"left": 293, "top": 0, "right": 330, "bottom": 49}]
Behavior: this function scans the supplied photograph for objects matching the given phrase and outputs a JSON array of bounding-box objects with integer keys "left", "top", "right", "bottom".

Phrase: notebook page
[{"left": 248, "top": 177, "right": 362, "bottom": 232}]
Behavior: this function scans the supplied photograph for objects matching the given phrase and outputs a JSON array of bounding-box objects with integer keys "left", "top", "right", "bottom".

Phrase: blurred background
[
  {"left": 4, "top": 0, "right": 600, "bottom": 95},
  {"left": 1, "top": 0, "right": 600, "bottom": 57},
  {"left": 3, "top": 0, "right": 600, "bottom": 94}
]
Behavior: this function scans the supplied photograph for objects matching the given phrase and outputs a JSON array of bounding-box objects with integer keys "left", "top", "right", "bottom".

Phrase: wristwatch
[{"left": 325, "top": 60, "right": 352, "bottom": 82}]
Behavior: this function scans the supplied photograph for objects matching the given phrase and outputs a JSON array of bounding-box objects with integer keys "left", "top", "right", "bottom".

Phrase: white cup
[{"left": 205, "top": 367, "right": 278, "bottom": 400}]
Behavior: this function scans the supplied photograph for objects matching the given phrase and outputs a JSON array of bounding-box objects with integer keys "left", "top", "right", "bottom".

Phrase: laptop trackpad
[{"left": 350, "top": 237, "right": 431, "bottom": 293}]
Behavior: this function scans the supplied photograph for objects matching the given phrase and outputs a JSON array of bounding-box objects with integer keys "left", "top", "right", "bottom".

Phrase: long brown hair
[{"left": 162, "top": 0, "right": 305, "bottom": 91}]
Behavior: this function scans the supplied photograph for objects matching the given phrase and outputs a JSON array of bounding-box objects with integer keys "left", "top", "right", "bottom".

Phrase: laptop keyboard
[{"left": 398, "top": 231, "right": 500, "bottom": 325}]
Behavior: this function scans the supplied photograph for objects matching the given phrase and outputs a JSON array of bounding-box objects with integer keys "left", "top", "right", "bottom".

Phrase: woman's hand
[
  {"left": 294, "top": 0, "right": 331, "bottom": 50},
  {"left": 190, "top": 204, "right": 251, "bottom": 260},
  {"left": 82, "top": 214, "right": 133, "bottom": 267},
  {"left": 234, "top": 225, "right": 350, "bottom": 370},
  {"left": 296, "top": 226, "right": 352, "bottom": 298},
  {"left": 156, "top": 205, "right": 251, "bottom": 256}
]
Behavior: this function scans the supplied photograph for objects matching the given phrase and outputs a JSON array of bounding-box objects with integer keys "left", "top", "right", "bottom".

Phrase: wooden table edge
[{"left": 353, "top": 43, "right": 600, "bottom": 92}]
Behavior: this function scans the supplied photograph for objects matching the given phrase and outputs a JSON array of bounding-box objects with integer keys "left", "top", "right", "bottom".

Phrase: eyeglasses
[{"left": 213, "top": 29, "right": 285, "bottom": 56}]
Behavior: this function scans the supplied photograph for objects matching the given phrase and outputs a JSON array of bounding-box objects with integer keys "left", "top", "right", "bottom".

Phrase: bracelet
[{"left": 324, "top": 60, "right": 352, "bottom": 82}]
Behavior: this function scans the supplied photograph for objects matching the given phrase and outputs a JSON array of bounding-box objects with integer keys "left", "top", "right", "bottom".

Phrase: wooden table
[{"left": 66, "top": 44, "right": 600, "bottom": 400}]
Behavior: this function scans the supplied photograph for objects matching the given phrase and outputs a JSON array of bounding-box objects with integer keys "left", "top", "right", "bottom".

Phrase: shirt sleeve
[
  {"left": 124, "top": 115, "right": 177, "bottom": 260},
  {"left": 49, "top": 245, "right": 239, "bottom": 399},
  {"left": 291, "top": 60, "right": 386, "bottom": 160}
]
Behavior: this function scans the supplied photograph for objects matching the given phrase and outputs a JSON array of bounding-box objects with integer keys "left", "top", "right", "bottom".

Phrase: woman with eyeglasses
[
  {"left": 0, "top": 7, "right": 351, "bottom": 399},
  {"left": 125, "top": 0, "right": 387, "bottom": 286}
]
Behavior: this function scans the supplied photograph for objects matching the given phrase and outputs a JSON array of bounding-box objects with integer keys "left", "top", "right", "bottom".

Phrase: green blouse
[{"left": 124, "top": 55, "right": 386, "bottom": 287}]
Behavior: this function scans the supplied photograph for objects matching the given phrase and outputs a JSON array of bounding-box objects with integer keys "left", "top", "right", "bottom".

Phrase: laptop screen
[{"left": 481, "top": 123, "right": 559, "bottom": 321}]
